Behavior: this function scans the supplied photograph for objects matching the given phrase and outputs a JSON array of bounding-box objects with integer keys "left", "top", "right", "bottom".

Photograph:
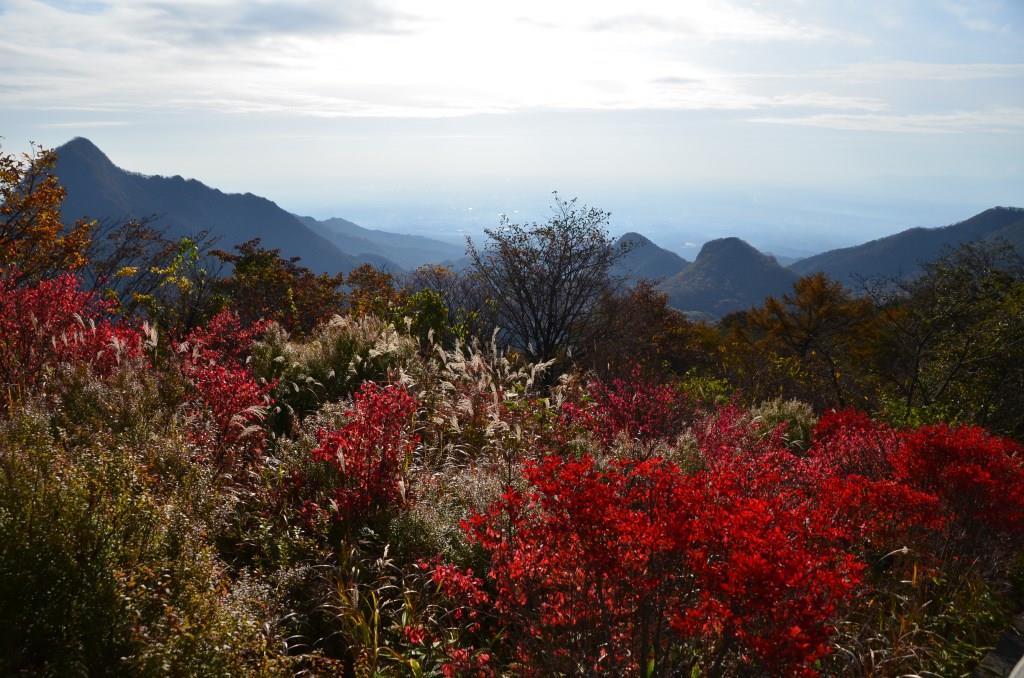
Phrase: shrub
[
  {"left": 0, "top": 404, "right": 286, "bottom": 676},
  {"left": 560, "top": 368, "right": 692, "bottom": 454},
  {"left": 308, "top": 382, "right": 419, "bottom": 530},
  {"left": 464, "top": 451, "right": 865, "bottom": 676},
  {"left": 893, "top": 423, "right": 1024, "bottom": 539},
  {"left": 251, "top": 314, "right": 417, "bottom": 430},
  {"left": 0, "top": 273, "right": 142, "bottom": 398},
  {"left": 178, "top": 309, "right": 275, "bottom": 470}
]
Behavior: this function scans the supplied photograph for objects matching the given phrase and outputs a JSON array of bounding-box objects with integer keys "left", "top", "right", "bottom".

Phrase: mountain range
[
  {"left": 296, "top": 215, "right": 463, "bottom": 271},
  {"left": 610, "top": 233, "right": 801, "bottom": 317},
  {"left": 609, "top": 209, "right": 1022, "bottom": 317},
  {"left": 49, "top": 137, "right": 1022, "bottom": 319},
  {"left": 790, "top": 206, "right": 1024, "bottom": 286},
  {"left": 53, "top": 137, "right": 458, "bottom": 275}
]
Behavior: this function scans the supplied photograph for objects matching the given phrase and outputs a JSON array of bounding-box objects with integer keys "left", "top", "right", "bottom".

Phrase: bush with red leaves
[
  {"left": 456, "top": 401, "right": 1024, "bottom": 676},
  {"left": 809, "top": 409, "right": 898, "bottom": 479},
  {"left": 179, "top": 309, "right": 274, "bottom": 467},
  {"left": 809, "top": 411, "right": 1024, "bottom": 540},
  {"left": 893, "top": 424, "right": 1024, "bottom": 537},
  {"left": 182, "top": 309, "right": 270, "bottom": 366},
  {"left": 464, "top": 450, "right": 869, "bottom": 676},
  {"left": 0, "top": 272, "right": 142, "bottom": 394},
  {"left": 560, "top": 368, "right": 691, "bottom": 451},
  {"left": 310, "top": 382, "right": 418, "bottom": 526}
]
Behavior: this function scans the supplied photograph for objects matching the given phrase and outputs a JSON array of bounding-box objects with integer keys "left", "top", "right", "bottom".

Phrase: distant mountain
[
  {"left": 296, "top": 215, "right": 463, "bottom": 271},
  {"left": 791, "top": 207, "right": 1024, "bottom": 287},
  {"left": 53, "top": 137, "right": 393, "bottom": 275},
  {"left": 767, "top": 253, "right": 799, "bottom": 267},
  {"left": 658, "top": 237, "right": 798, "bottom": 318},
  {"left": 612, "top": 232, "right": 689, "bottom": 282}
]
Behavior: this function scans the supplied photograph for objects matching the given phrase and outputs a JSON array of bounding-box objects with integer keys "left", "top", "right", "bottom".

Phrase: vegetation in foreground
[{"left": 2, "top": 143, "right": 1023, "bottom": 676}]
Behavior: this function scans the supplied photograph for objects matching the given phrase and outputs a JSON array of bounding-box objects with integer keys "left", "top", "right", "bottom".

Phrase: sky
[{"left": 1, "top": 0, "right": 1023, "bottom": 256}]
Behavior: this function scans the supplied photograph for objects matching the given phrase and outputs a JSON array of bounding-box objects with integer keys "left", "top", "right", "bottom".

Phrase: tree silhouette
[{"left": 466, "top": 193, "right": 626, "bottom": 363}]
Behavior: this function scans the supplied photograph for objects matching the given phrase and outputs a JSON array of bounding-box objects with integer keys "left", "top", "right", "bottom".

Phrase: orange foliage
[{"left": 1, "top": 144, "right": 93, "bottom": 282}]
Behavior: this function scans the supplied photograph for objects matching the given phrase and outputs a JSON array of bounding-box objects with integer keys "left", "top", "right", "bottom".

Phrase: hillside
[
  {"left": 612, "top": 232, "right": 689, "bottom": 282},
  {"left": 658, "top": 237, "right": 798, "bottom": 317},
  {"left": 296, "top": 215, "right": 463, "bottom": 271},
  {"left": 791, "top": 207, "right": 1024, "bottom": 286},
  {"left": 53, "top": 137, "right": 387, "bottom": 275}
]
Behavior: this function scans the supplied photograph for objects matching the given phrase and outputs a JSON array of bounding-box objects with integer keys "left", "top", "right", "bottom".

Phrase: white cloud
[
  {"left": 940, "top": 0, "right": 1011, "bottom": 34},
  {"left": 750, "top": 107, "right": 1024, "bottom": 134},
  {"left": 0, "top": 0, "right": 878, "bottom": 118},
  {"left": 0, "top": 0, "right": 1019, "bottom": 127},
  {"left": 35, "top": 120, "right": 129, "bottom": 128},
  {"left": 735, "top": 61, "right": 1024, "bottom": 83},
  {"left": 828, "top": 61, "right": 1024, "bottom": 82}
]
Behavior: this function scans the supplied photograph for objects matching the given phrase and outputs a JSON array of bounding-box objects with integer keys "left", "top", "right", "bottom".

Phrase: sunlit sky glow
[{"left": 1, "top": 0, "right": 1023, "bottom": 255}]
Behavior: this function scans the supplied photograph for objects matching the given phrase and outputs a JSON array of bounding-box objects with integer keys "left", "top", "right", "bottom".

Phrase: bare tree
[{"left": 466, "top": 193, "right": 627, "bottom": 363}]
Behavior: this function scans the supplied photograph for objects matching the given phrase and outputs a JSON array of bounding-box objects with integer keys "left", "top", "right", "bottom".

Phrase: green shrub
[{"left": 0, "top": 400, "right": 286, "bottom": 676}]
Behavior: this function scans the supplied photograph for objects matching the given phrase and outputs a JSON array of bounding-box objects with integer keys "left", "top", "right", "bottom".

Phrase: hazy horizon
[{"left": 2, "top": 0, "right": 1023, "bottom": 256}]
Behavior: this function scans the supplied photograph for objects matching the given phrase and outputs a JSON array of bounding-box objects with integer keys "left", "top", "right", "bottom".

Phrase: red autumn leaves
[
  {"left": 0, "top": 273, "right": 142, "bottom": 392},
  {"left": 9, "top": 270, "right": 1021, "bottom": 676},
  {"left": 310, "top": 382, "right": 418, "bottom": 524}
]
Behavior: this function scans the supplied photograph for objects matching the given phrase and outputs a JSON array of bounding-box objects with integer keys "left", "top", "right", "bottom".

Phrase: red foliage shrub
[
  {"left": 0, "top": 273, "right": 142, "bottom": 392},
  {"left": 893, "top": 424, "right": 1024, "bottom": 536},
  {"left": 464, "top": 449, "right": 866, "bottom": 676},
  {"left": 673, "top": 477, "right": 863, "bottom": 676},
  {"left": 465, "top": 455, "right": 689, "bottom": 674},
  {"left": 560, "top": 368, "right": 690, "bottom": 450},
  {"left": 441, "top": 646, "right": 493, "bottom": 678},
  {"left": 810, "top": 475, "right": 944, "bottom": 554},
  {"left": 180, "top": 309, "right": 274, "bottom": 466},
  {"left": 810, "top": 410, "right": 1024, "bottom": 539},
  {"left": 459, "top": 402, "right": 1024, "bottom": 674},
  {"left": 182, "top": 308, "right": 270, "bottom": 365},
  {"left": 311, "top": 382, "right": 418, "bottom": 525},
  {"left": 694, "top": 403, "right": 784, "bottom": 470},
  {"left": 809, "top": 409, "right": 898, "bottom": 479},
  {"left": 431, "top": 563, "right": 490, "bottom": 612}
]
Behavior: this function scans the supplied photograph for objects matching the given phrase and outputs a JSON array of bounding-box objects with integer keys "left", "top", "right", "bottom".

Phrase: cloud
[
  {"left": 0, "top": 0, "right": 1019, "bottom": 125},
  {"left": 35, "top": 120, "right": 129, "bottom": 128},
  {"left": 138, "top": 0, "right": 418, "bottom": 45},
  {"left": 940, "top": 0, "right": 1011, "bottom": 34},
  {"left": 736, "top": 61, "right": 1024, "bottom": 83},
  {"left": 749, "top": 107, "right": 1024, "bottom": 134},
  {"left": 829, "top": 61, "right": 1024, "bottom": 82},
  {"left": 651, "top": 76, "right": 706, "bottom": 87},
  {"left": 585, "top": 4, "right": 865, "bottom": 43}
]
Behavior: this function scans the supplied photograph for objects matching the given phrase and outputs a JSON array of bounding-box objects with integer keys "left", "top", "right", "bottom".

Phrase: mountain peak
[
  {"left": 612, "top": 232, "right": 688, "bottom": 282},
  {"left": 55, "top": 136, "right": 118, "bottom": 173},
  {"left": 62, "top": 136, "right": 100, "bottom": 149},
  {"left": 49, "top": 138, "right": 379, "bottom": 274},
  {"left": 658, "top": 237, "right": 796, "bottom": 318},
  {"left": 617, "top": 232, "right": 653, "bottom": 247},
  {"left": 58, "top": 136, "right": 106, "bottom": 157},
  {"left": 696, "top": 237, "right": 760, "bottom": 259}
]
